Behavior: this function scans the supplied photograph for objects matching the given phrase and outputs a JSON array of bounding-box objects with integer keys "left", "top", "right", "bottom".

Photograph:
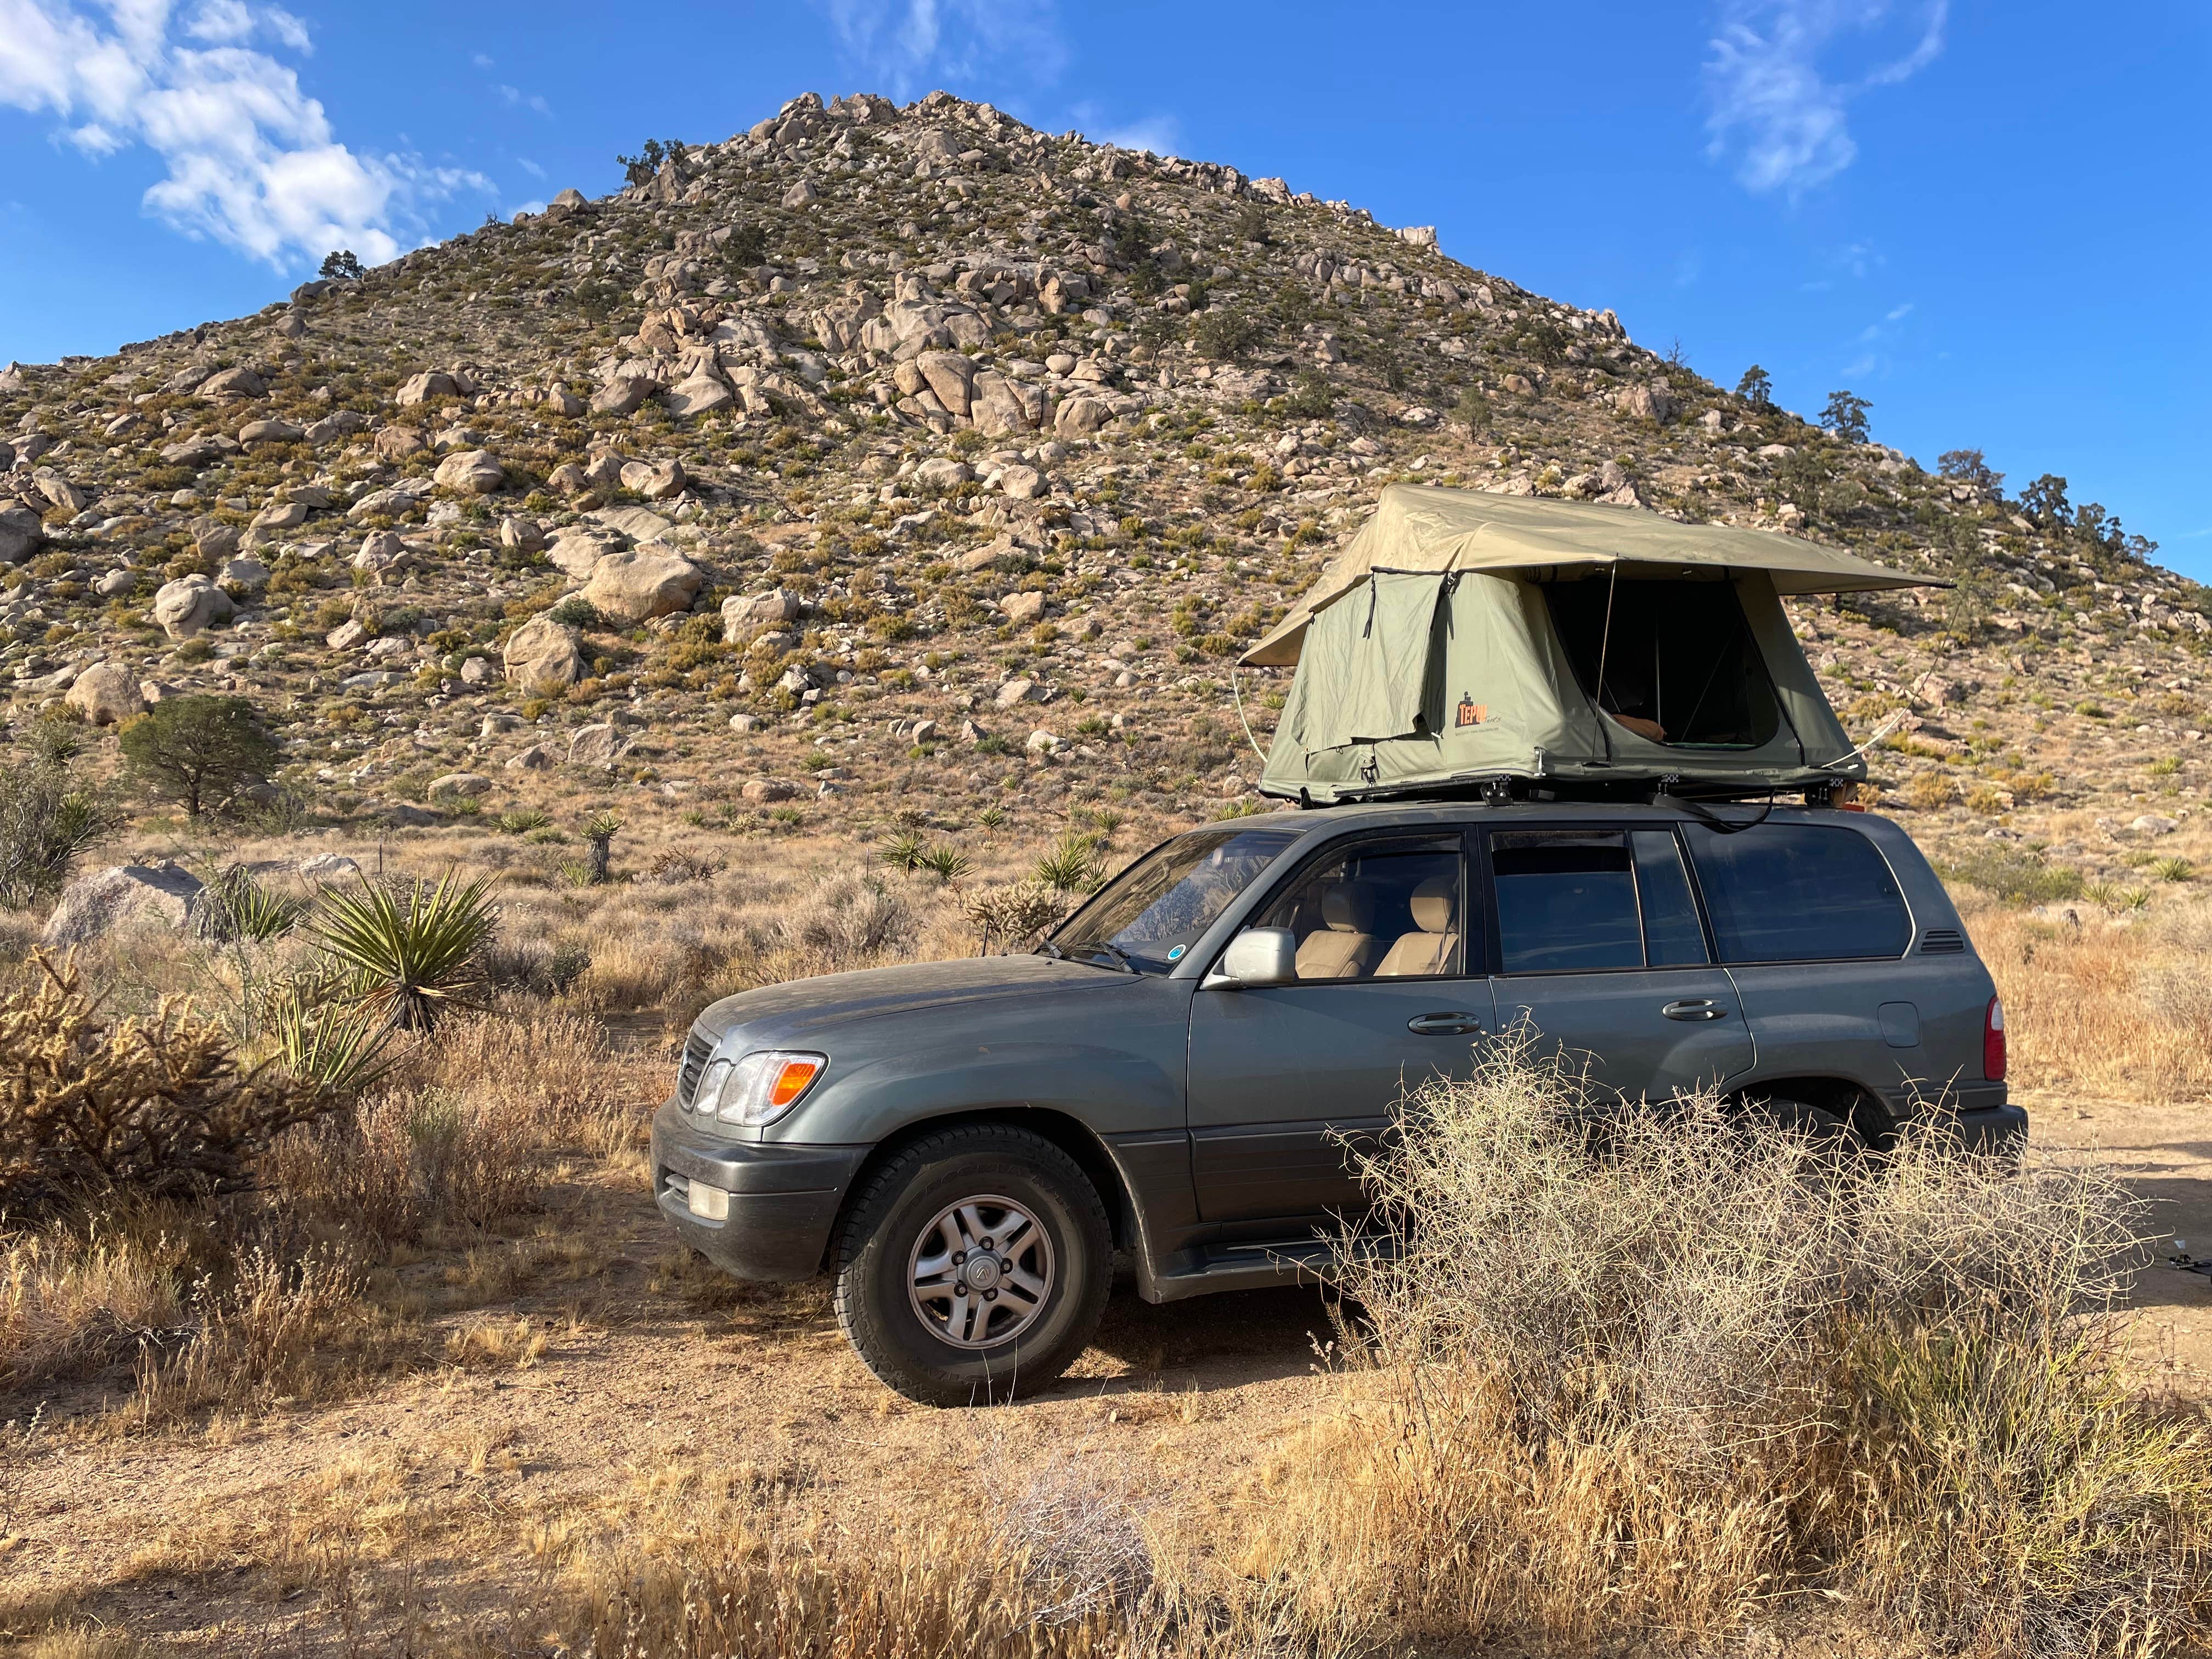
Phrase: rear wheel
[
  {"left": 1740, "top": 1094, "right": 1861, "bottom": 1149},
  {"left": 832, "top": 1125, "right": 1112, "bottom": 1406}
]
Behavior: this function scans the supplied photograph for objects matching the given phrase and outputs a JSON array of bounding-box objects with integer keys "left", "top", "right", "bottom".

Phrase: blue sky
[{"left": 3, "top": 1, "right": 2207, "bottom": 572}]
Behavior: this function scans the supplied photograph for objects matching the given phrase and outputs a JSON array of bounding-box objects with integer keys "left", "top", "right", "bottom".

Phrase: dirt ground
[
  {"left": 6, "top": 1079, "right": 2209, "bottom": 1654},
  {"left": 2034, "top": 1088, "right": 2212, "bottom": 1392}
]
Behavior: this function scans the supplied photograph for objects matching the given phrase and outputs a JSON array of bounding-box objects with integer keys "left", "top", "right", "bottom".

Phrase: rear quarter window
[{"left": 1684, "top": 823, "right": 1911, "bottom": 963}]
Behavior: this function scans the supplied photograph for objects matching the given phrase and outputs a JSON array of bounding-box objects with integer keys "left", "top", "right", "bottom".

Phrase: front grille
[
  {"left": 676, "top": 1031, "right": 713, "bottom": 1107},
  {"left": 1920, "top": 928, "right": 1966, "bottom": 955}
]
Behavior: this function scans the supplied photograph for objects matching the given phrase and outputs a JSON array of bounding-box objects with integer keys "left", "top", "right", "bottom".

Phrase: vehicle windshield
[{"left": 1049, "top": 825, "right": 1301, "bottom": 973}]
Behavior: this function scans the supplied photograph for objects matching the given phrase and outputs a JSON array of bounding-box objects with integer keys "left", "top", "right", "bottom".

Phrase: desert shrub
[
  {"left": 0, "top": 954, "right": 333, "bottom": 1219},
  {"left": 0, "top": 751, "right": 115, "bottom": 908},
  {"left": 1247, "top": 1035, "right": 2212, "bottom": 1655},
  {"left": 1, "top": 1206, "right": 203, "bottom": 1387},
  {"left": 481, "top": 934, "right": 591, "bottom": 997},
  {"left": 404, "top": 1009, "right": 643, "bottom": 1152},
  {"left": 1937, "top": 845, "right": 2085, "bottom": 905},
  {"left": 772, "top": 869, "right": 920, "bottom": 969},
  {"left": 645, "top": 848, "right": 720, "bottom": 885},
  {"left": 547, "top": 596, "right": 603, "bottom": 629},
  {"left": 1192, "top": 309, "right": 1262, "bottom": 363},
  {"left": 267, "top": 1009, "right": 644, "bottom": 1239}
]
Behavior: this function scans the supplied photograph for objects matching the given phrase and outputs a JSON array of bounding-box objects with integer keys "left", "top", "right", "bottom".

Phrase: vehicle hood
[{"left": 691, "top": 953, "right": 1144, "bottom": 1050}]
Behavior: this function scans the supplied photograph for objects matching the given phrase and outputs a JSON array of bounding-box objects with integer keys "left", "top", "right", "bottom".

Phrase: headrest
[
  {"left": 1321, "top": 885, "right": 1372, "bottom": 933},
  {"left": 1408, "top": 877, "right": 1455, "bottom": 933}
]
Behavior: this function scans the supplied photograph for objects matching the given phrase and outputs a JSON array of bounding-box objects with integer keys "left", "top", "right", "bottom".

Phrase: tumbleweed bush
[{"left": 1244, "top": 1033, "right": 2212, "bottom": 1655}]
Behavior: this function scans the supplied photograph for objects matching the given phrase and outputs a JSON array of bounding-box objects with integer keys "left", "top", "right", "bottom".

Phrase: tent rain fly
[{"left": 1245, "top": 486, "right": 1945, "bottom": 803}]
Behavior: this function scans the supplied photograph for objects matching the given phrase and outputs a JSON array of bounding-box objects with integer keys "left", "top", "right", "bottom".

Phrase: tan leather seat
[
  {"left": 1296, "top": 885, "right": 1376, "bottom": 979},
  {"left": 1375, "top": 877, "right": 1460, "bottom": 977}
]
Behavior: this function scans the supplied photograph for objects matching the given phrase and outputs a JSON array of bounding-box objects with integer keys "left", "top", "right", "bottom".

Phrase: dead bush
[
  {"left": 1250, "top": 1034, "right": 2212, "bottom": 1655},
  {"left": 0, "top": 953, "right": 332, "bottom": 1219}
]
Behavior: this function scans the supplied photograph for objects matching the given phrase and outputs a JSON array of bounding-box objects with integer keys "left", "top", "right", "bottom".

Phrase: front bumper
[{"left": 649, "top": 1098, "right": 868, "bottom": 1281}]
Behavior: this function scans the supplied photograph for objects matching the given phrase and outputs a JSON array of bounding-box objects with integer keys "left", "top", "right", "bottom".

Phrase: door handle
[
  {"left": 1662, "top": 998, "right": 1728, "bottom": 1022},
  {"left": 1407, "top": 1012, "right": 1487, "bottom": 1036}
]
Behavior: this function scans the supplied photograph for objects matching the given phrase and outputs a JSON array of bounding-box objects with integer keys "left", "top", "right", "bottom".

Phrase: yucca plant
[
  {"left": 978, "top": 804, "right": 1008, "bottom": 832},
  {"left": 878, "top": 830, "right": 928, "bottom": 873},
  {"left": 266, "top": 968, "right": 395, "bottom": 1095},
  {"left": 1032, "top": 831, "right": 1104, "bottom": 894},
  {"left": 499, "top": 807, "right": 552, "bottom": 834},
  {"left": 582, "top": 811, "right": 623, "bottom": 885},
  {"left": 197, "top": 866, "right": 303, "bottom": 942},
  {"left": 309, "top": 873, "right": 499, "bottom": 1035},
  {"left": 2151, "top": 856, "right": 2194, "bottom": 884},
  {"left": 918, "top": 843, "right": 971, "bottom": 884}
]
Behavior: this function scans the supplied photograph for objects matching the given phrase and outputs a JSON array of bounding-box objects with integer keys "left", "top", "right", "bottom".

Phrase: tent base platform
[{"left": 1256, "top": 771, "right": 1867, "bottom": 810}]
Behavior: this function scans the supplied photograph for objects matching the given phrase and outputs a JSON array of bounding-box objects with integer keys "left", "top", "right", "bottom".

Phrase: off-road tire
[{"left": 832, "top": 1124, "right": 1112, "bottom": 1406}]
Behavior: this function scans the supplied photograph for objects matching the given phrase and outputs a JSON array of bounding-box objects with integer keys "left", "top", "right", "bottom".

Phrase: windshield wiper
[{"left": 1041, "top": 938, "right": 1136, "bottom": 973}]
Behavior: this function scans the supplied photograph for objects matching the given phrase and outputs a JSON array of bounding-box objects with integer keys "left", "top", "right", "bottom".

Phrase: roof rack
[{"left": 1266, "top": 774, "right": 1850, "bottom": 810}]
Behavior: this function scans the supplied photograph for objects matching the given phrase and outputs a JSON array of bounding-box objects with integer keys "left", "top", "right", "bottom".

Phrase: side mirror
[{"left": 1206, "top": 927, "right": 1299, "bottom": 990}]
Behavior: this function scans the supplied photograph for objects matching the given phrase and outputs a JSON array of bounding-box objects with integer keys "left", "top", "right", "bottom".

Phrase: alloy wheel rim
[{"left": 906, "top": 1193, "right": 1055, "bottom": 1350}]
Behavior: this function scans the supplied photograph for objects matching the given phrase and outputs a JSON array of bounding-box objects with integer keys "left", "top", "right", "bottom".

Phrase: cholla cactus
[{"left": 961, "top": 881, "right": 1070, "bottom": 956}]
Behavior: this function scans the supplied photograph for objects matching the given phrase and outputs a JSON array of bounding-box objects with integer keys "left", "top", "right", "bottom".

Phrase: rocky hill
[{"left": 3, "top": 87, "right": 2205, "bottom": 892}]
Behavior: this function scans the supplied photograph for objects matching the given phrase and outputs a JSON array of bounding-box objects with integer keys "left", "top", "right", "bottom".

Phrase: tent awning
[{"left": 1243, "top": 485, "right": 1949, "bottom": 667}]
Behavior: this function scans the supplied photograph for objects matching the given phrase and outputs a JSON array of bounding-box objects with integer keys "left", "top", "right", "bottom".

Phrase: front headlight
[
  {"left": 693, "top": 1057, "right": 734, "bottom": 1113},
  {"left": 712, "top": 1050, "right": 827, "bottom": 1127}
]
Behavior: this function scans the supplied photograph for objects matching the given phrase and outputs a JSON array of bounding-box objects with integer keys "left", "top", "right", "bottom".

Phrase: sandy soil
[{"left": 5, "top": 1080, "right": 2207, "bottom": 1653}]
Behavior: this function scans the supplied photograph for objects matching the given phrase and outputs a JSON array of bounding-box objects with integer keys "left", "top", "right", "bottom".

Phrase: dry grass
[
  {"left": 1971, "top": 896, "right": 2212, "bottom": 1101},
  {"left": 131, "top": 1239, "right": 370, "bottom": 1425},
  {"left": 0, "top": 1207, "right": 201, "bottom": 1390}
]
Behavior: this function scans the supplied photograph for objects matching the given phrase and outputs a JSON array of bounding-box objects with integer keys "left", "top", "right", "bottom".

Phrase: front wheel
[{"left": 832, "top": 1125, "right": 1112, "bottom": 1406}]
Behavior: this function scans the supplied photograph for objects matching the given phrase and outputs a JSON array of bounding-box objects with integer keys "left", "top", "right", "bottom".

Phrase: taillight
[{"left": 1984, "top": 996, "right": 2006, "bottom": 1082}]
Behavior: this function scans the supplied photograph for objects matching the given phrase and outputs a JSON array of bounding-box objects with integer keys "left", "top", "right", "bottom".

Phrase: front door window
[{"left": 1254, "top": 844, "right": 1464, "bottom": 981}]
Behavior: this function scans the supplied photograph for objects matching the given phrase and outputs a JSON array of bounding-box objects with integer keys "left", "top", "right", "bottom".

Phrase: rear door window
[
  {"left": 1490, "top": 831, "right": 1645, "bottom": 972},
  {"left": 1490, "top": 828, "right": 1718, "bottom": 973},
  {"left": 1684, "top": 823, "right": 1911, "bottom": 963}
]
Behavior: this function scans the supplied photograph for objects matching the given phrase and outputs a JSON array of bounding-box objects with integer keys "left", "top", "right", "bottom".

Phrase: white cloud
[
  {"left": 1703, "top": 0, "right": 1947, "bottom": 196},
  {"left": 0, "top": 0, "right": 491, "bottom": 268},
  {"left": 495, "top": 82, "right": 551, "bottom": 117},
  {"left": 1097, "top": 114, "right": 1180, "bottom": 158},
  {"left": 515, "top": 155, "right": 545, "bottom": 179},
  {"left": 815, "top": 0, "right": 1068, "bottom": 99}
]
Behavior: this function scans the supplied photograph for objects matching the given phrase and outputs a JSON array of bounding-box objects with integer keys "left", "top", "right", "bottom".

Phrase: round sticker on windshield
[{"left": 1166, "top": 944, "right": 1186, "bottom": 961}]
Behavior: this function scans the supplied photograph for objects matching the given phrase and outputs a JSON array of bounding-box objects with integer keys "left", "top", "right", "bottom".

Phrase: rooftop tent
[{"left": 1245, "top": 486, "right": 1945, "bottom": 803}]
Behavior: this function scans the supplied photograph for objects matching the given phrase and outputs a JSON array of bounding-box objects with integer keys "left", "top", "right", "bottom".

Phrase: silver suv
[{"left": 651, "top": 802, "right": 2017, "bottom": 1403}]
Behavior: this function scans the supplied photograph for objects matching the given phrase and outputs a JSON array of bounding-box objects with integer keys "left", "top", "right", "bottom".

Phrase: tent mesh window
[{"left": 1543, "top": 576, "right": 1783, "bottom": 749}]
